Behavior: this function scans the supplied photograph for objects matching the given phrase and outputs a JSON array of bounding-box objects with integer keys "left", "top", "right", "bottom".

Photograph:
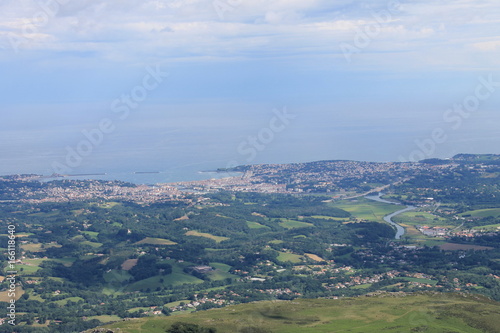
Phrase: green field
[
  {"left": 419, "top": 239, "right": 448, "bottom": 247},
  {"left": 20, "top": 243, "right": 43, "bottom": 252},
  {"left": 23, "top": 258, "right": 50, "bottom": 266},
  {"left": 246, "top": 221, "right": 269, "bottom": 229},
  {"left": 15, "top": 265, "right": 41, "bottom": 275},
  {"left": 81, "top": 231, "right": 99, "bottom": 239},
  {"left": 351, "top": 283, "right": 372, "bottom": 289},
  {"left": 308, "top": 215, "right": 349, "bottom": 221},
  {"left": 278, "top": 219, "right": 314, "bottom": 229},
  {"left": 54, "top": 297, "right": 85, "bottom": 306},
  {"left": 26, "top": 292, "right": 44, "bottom": 302},
  {"left": 473, "top": 223, "right": 500, "bottom": 231},
  {"left": 277, "top": 251, "right": 302, "bottom": 263},
  {"left": 101, "top": 293, "right": 500, "bottom": 333},
  {"left": 87, "top": 315, "right": 122, "bottom": 323},
  {"left": 14, "top": 258, "right": 50, "bottom": 275},
  {"left": 206, "top": 262, "right": 238, "bottom": 281},
  {"left": 81, "top": 240, "right": 103, "bottom": 248},
  {"left": 331, "top": 198, "right": 401, "bottom": 223},
  {"left": 461, "top": 208, "right": 500, "bottom": 218},
  {"left": 135, "top": 237, "right": 177, "bottom": 245},
  {"left": 392, "top": 210, "right": 449, "bottom": 227},
  {"left": 185, "top": 230, "right": 229, "bottom": 243}
]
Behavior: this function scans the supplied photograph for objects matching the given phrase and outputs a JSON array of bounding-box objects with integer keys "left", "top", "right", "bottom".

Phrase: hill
[
  {"left": 97, "top": 292, "right": 500, "bottom": 333},
  {"left": 452, "top": 154, "right": 500, "bottom": 164}
]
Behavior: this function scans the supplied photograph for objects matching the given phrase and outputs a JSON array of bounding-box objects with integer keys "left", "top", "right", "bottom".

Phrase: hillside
[
  {"left": 1, "top": 156, "right": 499, "bottom": 332},
  {"left": 97, "top": 292, "right": 500, "bottom": 333}
]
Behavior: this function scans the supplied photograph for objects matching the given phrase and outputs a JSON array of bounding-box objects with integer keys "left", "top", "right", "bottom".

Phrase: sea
[{"left": 2, "top": 103, "right": 499, "bottom": 185}]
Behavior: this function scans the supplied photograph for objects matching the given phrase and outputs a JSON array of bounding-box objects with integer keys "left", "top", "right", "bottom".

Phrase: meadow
[
  {"left": 330, "top": 198, "right": 402, "bottom": 223},
  {"left": 461, "top": 208, "right": 500, "bottom": 218},
  {"left": 185, "top": 230, "right": 229, "bottom": 243},
  {"left": 278, "top": 219, "right": 314, "bottom": 229},
  {"left": 392, "top": 210, "right": 450, "bottom": 227},
  {"left": 135, "top": 237, "right": 177, "bottom": 245},
  {"left": 100, "top": 293, "right": 500, "bottom": 333},
  {"left": 277, "top": 251, "right": 302, "bottom": 263}
]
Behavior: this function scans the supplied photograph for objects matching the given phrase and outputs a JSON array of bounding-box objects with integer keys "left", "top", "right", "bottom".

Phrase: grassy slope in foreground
[{"left": 98, "top": 293, "right": 500, "bottom": 333}]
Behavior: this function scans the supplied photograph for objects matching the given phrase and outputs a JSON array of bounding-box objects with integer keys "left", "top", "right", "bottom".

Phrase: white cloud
[
  {"left": 0, "top": 0, "right": 499, "bottom": 70},
  {"left": 472, "top": 40, "right": 500, "bottom": 51}
]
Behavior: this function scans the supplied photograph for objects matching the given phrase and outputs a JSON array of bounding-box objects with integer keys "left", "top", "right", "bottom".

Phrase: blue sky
[{"left": 1, "top": 0, "right": 500, "bottom": 175}]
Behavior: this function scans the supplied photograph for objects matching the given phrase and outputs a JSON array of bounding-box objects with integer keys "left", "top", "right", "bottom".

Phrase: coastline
[{"left": 32, "top": 169, "right": 240, "bottom": 185}]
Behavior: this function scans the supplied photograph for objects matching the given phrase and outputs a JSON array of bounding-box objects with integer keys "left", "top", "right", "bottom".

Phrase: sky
[{"left": 1, "top": 0, "right": 500, "bottom": 177}]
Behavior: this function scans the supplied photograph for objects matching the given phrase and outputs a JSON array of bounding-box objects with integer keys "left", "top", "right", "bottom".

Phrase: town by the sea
[{"left": 38, "top": 169, "right": 241, "bottom": 185}]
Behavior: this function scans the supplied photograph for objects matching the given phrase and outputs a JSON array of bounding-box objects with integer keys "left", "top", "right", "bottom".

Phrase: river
[{"left": 365, "top": 193, "right": 416, "bottom": 240}]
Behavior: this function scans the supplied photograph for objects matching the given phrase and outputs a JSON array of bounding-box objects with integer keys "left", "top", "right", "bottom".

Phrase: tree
[
  {"left": 166, "top": 321, "right": 217, "bottom": 333},
  {"left": 239, "top": 328, "right": 271, "bottom": 333}
]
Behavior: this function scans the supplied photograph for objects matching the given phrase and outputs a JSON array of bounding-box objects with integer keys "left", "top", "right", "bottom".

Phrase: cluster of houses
[
  {"left": 416, "top": 225, "right": 498, "bottom": 238},
  {"left": 416, "top": 225, "right": 449, "bottom": 237}
]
